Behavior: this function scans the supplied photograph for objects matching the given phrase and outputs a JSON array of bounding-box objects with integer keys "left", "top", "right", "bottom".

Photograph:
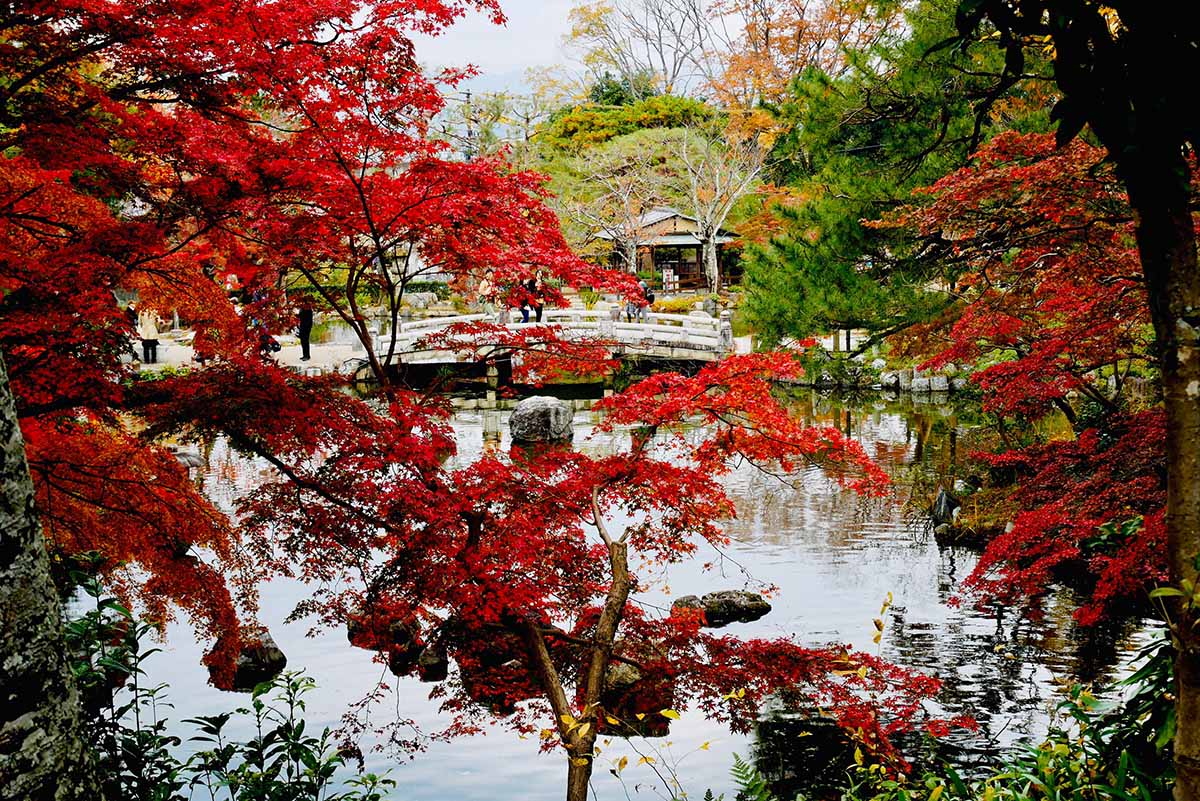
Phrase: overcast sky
[{"left": 411, "top": 1, "right": 578, "bottom": 94}]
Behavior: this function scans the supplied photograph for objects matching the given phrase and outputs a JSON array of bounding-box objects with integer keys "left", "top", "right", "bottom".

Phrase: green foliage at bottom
[
  {"left": 66, "top": 572, "right": 393, "bottom": 801},
  {"left": 714, "top": 636, "right": 1172, "bottom": 801}
]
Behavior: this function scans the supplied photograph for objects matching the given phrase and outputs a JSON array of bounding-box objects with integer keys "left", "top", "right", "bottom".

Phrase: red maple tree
[
  {"left": 877, "top": 131, "right": 1169, "bottom": 621},
  {"left": 1, "top": 2, "right": 958, "bottom": 798}
]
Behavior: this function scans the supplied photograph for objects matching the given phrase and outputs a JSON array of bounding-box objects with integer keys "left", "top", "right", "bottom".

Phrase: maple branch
[
  {"left": 520, "top": 621, "right": 578, "bottom": 745},
  {"left": 591, "top": 485, "right": 614, "bottom": 548},
  {"left": 535, "top": 626, "right": 644, "bottom": 669}
]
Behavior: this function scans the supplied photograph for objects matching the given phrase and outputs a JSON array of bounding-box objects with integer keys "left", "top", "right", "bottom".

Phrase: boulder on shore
[
  {"left": 510, "top": 395, "right": 573, "bottom": 443},
  {"left": 672, "top": 590, "right": 772, "bottom": 627},
  {"left": 601, "top": 657, "right": 675, "bottom": 738},
  {"left": 931, "top": 487, "right": 961, "bottom": 526}
]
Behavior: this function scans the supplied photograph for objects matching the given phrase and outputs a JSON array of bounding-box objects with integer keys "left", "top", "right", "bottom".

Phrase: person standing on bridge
[
  {"left": 634, "top": 280, "right": 652, "bottom": 324},
  {"left": 297, "top": 297, "right": 314, "bottom": 362},
  {"left": 477, "top": 269, "right": 497, "bottom": 321},
  {"left": 137, "top": 307, "right": 161, "bottom": 364},
  {"left": 526, "top": 274, "right": 544, "bottom": 323},
  {"left": 519, "top": 275, "right": 532, "bottom": 323}
]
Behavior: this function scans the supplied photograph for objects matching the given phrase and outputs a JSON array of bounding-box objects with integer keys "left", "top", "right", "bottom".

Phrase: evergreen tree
[{"left": 742, "top": 0, "right": 1052, "bottom": 347}]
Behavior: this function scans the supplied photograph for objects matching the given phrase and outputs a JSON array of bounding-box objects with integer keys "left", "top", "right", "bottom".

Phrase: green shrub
[
  {"left": 652, "top": 296, "right": 697, "bottom": 314},
  {"left": 66, "top": 572, "right": 394, "bottom": 801}
]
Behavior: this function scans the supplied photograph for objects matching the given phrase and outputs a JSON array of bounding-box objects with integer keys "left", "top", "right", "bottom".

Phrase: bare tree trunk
[
  {"left": 0, "top": 352, "right": 99, "bottom": 800},
  {"left": 1121, "top": 168, "right": 1200, "bottom": 801},
  {"left": 623, "top": 240, "right": 638, "bottom": 275},
  {"left": 702, "top": 237, "right": 719, "bottom": 291}
]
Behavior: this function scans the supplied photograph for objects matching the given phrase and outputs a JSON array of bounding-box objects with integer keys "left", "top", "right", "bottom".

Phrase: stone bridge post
[{"left": 718, "top": 309, "right": 734, "bottom": 354}]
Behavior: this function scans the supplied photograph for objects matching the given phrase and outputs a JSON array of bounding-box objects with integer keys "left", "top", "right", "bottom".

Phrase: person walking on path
[
  {"left": 137, "top": 308, "right": 161, "bottom": 364},
  {"left": 297, "top": 299, "right": 314, "bottom": 361}
]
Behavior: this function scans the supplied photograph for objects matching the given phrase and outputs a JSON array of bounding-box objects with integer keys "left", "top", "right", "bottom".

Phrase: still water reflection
[{"left": 143, "top": 392, "right": 1153, "bottom": 801}]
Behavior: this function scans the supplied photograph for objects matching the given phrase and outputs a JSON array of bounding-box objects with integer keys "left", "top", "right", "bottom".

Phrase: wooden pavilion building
[{"left": 594, "top": 207, "right": 740, "bottom": 290}]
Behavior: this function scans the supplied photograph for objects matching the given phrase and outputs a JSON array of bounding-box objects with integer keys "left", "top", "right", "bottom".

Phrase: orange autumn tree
[{"left": 710, "top": 0, "right": 903, "bottom": 116}]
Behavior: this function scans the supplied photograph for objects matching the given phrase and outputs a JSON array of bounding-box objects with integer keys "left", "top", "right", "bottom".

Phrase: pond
[{"left": 141, "top": 390, "right": 1155, "bottom": 801}]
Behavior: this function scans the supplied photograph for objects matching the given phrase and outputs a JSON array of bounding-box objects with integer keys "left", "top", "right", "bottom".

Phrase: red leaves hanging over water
[
  {"left": 877, "top": 131, "right": 1151, "bottom": 419},
  {"left": 962, "top": 410, "right": 1166, "bottom": 623},
  {"left": 597, "top": 353, "right": 889, "bottom": 493},
  {"left": 880, "top": 131, "right": 1170, "bottom": 624}
]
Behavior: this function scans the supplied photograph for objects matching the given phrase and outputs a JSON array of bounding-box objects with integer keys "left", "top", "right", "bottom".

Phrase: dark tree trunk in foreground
[
  {"left": 1125, "top": 164, "right": 1200, "bottom": 801},
  {"left": 0, "top": 352, "right": 98, "bottom": 800},
  {"left": 950, "top": 4, "right": 1200, "bottom": 795}
]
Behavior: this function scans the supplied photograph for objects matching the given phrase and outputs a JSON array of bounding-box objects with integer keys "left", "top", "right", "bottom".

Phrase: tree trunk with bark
[
  {"left": 523, "top": 531, "right": 631, "bottom": 801},
  {"left": 702, "top": 236, "right": 719, "bottom": 292},
  {"left": 0, "top": 352, "right": 100, "bottom": 800},
  {"left": 1123, "top": 163, "right": 1200, "bottom": 801},
  {"left": 622, "top": 239, "right": 639, "bottom": 275}
]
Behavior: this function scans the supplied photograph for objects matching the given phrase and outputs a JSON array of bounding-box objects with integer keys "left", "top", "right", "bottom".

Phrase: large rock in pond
[
  {"left": 216, "top": 628, "right": 287, "bottom": 692},
  {"left": 672, "top": 590, "right": 772, "bottom": 628},
  {"left": 510, "top": 396, "right": 573, "bottom": 443},
  {"left": 417, "top": 645, "right": 449, "bottom": 682},
  {"left": 601, "top": 659, "right": 675, "bottom": 738},
  {"left": 347, "top": 607, "right": 424, "bottom": 675}
]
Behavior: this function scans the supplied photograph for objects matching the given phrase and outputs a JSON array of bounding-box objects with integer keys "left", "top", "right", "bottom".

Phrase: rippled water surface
[{"left": 143, "top": 392, "right": 1154, "bottom": 801}]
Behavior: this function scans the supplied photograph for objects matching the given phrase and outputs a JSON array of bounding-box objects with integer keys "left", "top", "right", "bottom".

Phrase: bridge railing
[{"left": 372, "top": 307, "right": 732, "bottom": 359}]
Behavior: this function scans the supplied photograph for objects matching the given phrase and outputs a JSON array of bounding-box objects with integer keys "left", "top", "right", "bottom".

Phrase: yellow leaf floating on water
[{"left": 660, "top": 709, "right": 681, "bottom": 720}]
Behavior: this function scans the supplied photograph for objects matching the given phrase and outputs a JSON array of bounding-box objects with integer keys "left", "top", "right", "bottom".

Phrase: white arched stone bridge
[{"left": 372, "top": 308, "right": 735, "bottom": 365}]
